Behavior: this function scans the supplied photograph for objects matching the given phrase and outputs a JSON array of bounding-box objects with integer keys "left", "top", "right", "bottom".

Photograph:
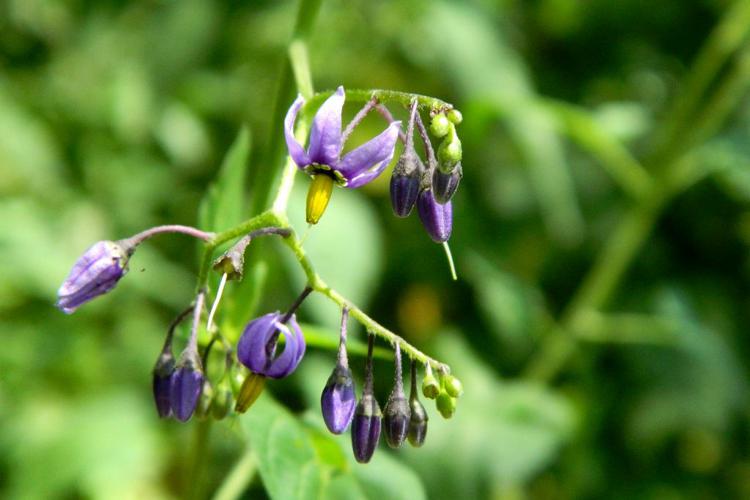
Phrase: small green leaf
[{"left": 198, "top": 127, "right": 251, "bottom": 233}]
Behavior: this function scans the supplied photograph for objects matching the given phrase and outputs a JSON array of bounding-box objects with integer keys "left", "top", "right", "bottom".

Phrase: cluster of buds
[
  {"left": 390, "top": 103, "right": 463, "bottom": 244},
  {"left": 319, "top": 308, "right": 462, "bottom": 463}
]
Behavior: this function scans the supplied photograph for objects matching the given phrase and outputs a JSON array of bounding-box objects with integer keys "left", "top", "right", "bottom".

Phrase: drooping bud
[
  {"left": 436, "top": 391, "right": 457, "bottom": 419},
  {"left": 443, "top": 374, "right": 464, "bottom": 398},
  {"left": 408, "top": 361, "right": 428, "bottom": 448},
  {"left": 169, "top": 348, "right": 205, "bottom": 422},
  {"left": 390, "top": 154, "right": 421, "bottom": 217},
  {"left": 437, "top": 129, "right": 462, "bottom": 173},
  {"left": 321, "top": 308, "right": 356, "bottom": 434},
  {"left": 447, "top": 109, "right": 463, "bottom": 125},
  {"left": 383, "top": 343, "right": 410, "bottom": 448},
  {"left": 56, "top": 240, "right": 134, "bottom": 314},
  {"left": 417, "top": 189, "right": 453, "bottom": 243},
  {"left": 235, "top": 372, "right": 266, "bottom": 413},
  {"left": 195, "top": 380, "right": 214, "bottom": 419},
  {"left": 306, "top": 174, "right": 334, "bottom": 225},
  {"left": 432, "top": 162, "right": 463, "bottom": 204},
  {"left": 351, "top": 335, "right": 381, "bottom": 463},
  {"left": 430, "top": 113, "right": 450, "bottom": 138},
  {"left": 422, "top": 363, "right": 440, "bottom": 399},
  {"left": 152, "top": 348, "right": 175, "bottom": 418},
  {"left": 211, "top": 378, "right": 234, "bottom": 420}
]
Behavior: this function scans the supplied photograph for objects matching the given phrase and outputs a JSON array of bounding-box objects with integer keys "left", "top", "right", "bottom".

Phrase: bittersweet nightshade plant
[
  {"left": 284, "top": 86, "right": 401, "bottom": 224},
  {"left": 321, "top": 307, "right": 357, "bottom": 434}
]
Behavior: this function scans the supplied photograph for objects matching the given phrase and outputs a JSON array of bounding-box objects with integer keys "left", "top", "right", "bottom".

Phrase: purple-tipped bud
[
  {"left": 56, "top": 240, "right": 133, "bottom": 314},
  {"left": 152, "top": 350, "right": 175, "bottom": 418},
  {"left": 237, "top": 312, "right": 306, "bottom": 379},
  {"left": 432, "top": 162, "right": 462, "bottom": 204},
  {"left": 383, "top": 343, "right": 410, "bottom": 448},
  {"left": 351, "top": 393, "right": 382, "bottom": 463},
  {"left": 407, "top": 361, "right": 428, "bottom": 447},
  {"left": 321, "top": 364, "right": 356, "bottom": 434},
  {"left": 169, "top": 350, "right": 204, "bottom": 422},
  {"left": 390, "top": 152, "right": 421, "bottom": 217},
  {"left": 417, "top": 189, "right": 453, "bottom": 243}
]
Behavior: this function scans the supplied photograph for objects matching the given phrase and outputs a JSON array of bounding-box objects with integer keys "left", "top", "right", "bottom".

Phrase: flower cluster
[{"left": 56, "top": 85, "right": 464, "bottom": 465}]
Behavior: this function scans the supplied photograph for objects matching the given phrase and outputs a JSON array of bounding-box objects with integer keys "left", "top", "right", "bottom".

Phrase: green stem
[
  {"left": 304, "top": 88, "right": 453, "bottom": 115},
  {"left": 186, "top": 419, "right": 212, "bottom": 500},
  {"left": 212, "top": 450, "right": 258, "bottom": 500}
]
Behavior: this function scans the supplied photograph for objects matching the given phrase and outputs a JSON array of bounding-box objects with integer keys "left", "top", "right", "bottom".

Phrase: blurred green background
[{"left": 2, "top": 0, "right": 750, "bottom": 498}]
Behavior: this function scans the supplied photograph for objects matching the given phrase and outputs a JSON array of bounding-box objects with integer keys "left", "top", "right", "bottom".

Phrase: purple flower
[
  {"left": 321, "top": 364, "right": 356, "bottom": 434},
  {"left": 169, "top": 353, "right": 204, "bottom": 422},
  {"left": 237, "top": 312, "right": 306, "bottom": 379},
  {"left": 285, "top": 86, "right": 401, "bottom": 188},
  {"left": 417, "top": 189, "right": 453, "bottom": 243},
  {"left": 56, "top": 240, "right": 133, "bottom": 314},
  {"left": 285, "top": 86, "right": 401, "bottom": 224}
]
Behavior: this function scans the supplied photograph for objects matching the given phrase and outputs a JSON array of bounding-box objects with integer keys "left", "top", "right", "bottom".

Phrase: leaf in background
[
  {"left": 405, "top": 0, "right": 584, "bottom": 246},
  {"left": 198, "top": 126, "right": 251, "bottom": 233}
]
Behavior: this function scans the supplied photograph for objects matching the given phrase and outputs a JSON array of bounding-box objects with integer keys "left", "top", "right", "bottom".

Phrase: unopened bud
[
  {"left": 447, "top": 109, "right": 463, "bottom": 125},
  {"left": 390, "top": 151, "right": 421, "bottom": 218},
  {"left": 430, "top": 113, "right": 450, "bottom": 138},
  {"left": 422, "top": 364, "right": 440, "bottom": 399},
  {"left": 417, "top": 189, "right": 453, "bottom": 243},
  {"left": 432, "top": 162, "right": 462, "bottom": 204},
  {"left": 211, "top": 379, "right": 234, "bottom": 420},
  {"left": 437, "top": 134, "right": 462, "bottom": 171},
  {"left": 383, "top": 343, "right": 410, "bottom": 448},
  {"left": 195, "top": 381, "right": 214, "bottom": 419},
  {"left": 152, "top": 350, "right": 175, "bottom": 418},
  {"left": 436, "top": 391, "right": 457, "bottom": 419},
  {"left": 351, "top": 393, "right": 382, "bottom": 463},
  {"left": 443, "top": 374, "right": 464, "bottom": 398},
  {"left": 169, "top": 349, "right": 205, "bottom": 422},
  {"left": 321, "top": 364, "right": 356, "bottom": 434},
  {"left": 408, "top": 396, "right": 429, "bottom": 447}
]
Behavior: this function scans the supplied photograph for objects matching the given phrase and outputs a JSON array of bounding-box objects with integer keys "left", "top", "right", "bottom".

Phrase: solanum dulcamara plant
[{"left": 57, "top": 85, "right": 465, "bottom": 464}]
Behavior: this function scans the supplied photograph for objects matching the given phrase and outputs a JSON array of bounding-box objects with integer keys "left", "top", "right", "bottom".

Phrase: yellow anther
[
  {"left": 306, "top": 174, "right": 334, "bottom": 224},
  {"left": 234, "top": 372, "right": 266, "bottom": 413}
]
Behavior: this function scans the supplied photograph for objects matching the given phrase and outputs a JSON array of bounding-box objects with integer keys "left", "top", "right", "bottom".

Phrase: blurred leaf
[{"left": 199, "top": 126, "right": 250, "bottom": 232}]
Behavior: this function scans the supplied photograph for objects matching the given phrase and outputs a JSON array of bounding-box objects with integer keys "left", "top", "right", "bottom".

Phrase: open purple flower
[
  {"left": 237, "top": 312, "right": 306, "bottom": 379},
  {"left": 284, "top": 86, "right": 401, "bottom": 224}
]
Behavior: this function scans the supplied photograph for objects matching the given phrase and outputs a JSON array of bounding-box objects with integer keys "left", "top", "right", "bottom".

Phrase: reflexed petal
[
  {"left": 262, "top": 322, "right": 301, "bottom": 378},
  {"left": 237, "top": 312, "right": 280, "bottom": 373},
  {"left": 336, "top": 121, "right": 401, "bottom": 188},
  {"left": 284, "top": 94, "right": 311, "bottom": 168},
  {"left": 308, "top": 86, "right": 345, "bottom": 165}
]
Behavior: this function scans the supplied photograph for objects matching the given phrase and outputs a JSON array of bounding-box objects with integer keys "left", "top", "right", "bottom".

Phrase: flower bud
[
  {"left": 432, "top": 162, "right": 462, "bottom": 204},
  {"left": 430, "top": 113, "right": 450, "bottom": 138},
  {"left": 408, "top": 397, "right": 428, "bottom": 447},
  {"left": 383, "top": 343, "right": 410, "bottom": 448},
  {"left": 351, "top": 334, "right": 381, "bottom": 463},
  {"left": 447, "top": 109, "right": 463, "bottom": 125},
  {"left": 57, "top": 240, "right": 134, "bottom": 314},
  {"left": 211, "top": 379, "right": 234, "bottom": 420},
  {"left": 195, "top": 381, "right": 214, "bottom": 419},
  {"left": 443, "top": 374, "right": 464, "bottom": 398},
  {"left": 351, "top": 393, "right": 382, "bottom": 463},
  {"left": 169, "top": 349, "right": 205, "bottom": 422},
  {"left": 235, "top": 372, "right": 266, "bottom": 413},
  {"left": 417, "top": 189, "right": 453, "bottom": 243},
  {"left": 390, "top": 152, "right": 421, "bottom": 218},
  {"left": 152, "top": 350, "right": 175, "bottom": 418},
  {"left": 437, "top": 134, "right": 462, "bottom": 171},
  {"left": 436, "top": 391, "right": 457, "bottom": 419},
  {"left": 321, "top": 364, "right": 356, "bottom": 434},
  {"left": 422, "top": 364, "right": 440, "bottom": 399}
]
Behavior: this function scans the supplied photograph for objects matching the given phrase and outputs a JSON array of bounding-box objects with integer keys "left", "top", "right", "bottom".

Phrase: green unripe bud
[
  {"left": 436, "top": 391, "right": 457, "bottom": 419},
  {"left": 211, "top": 379, "right": 234, "bottom": 420},
  {"left": 437, "top": 134, "right": 462, "bottom": 171},
  {"left": 195, "top": 381, "right": 214, "bottom": 419},
  {"left": 443, "top": 374, "right": 463, "bottom": 398},
  {"left": 447, "top": 109, "right": 463, "bottom": 125},
  {"left": 422, "top": 364, "right": 440, "bottom": 399},
  {"left": 430, "top": 114, "right": 450, "bottom": 138}
]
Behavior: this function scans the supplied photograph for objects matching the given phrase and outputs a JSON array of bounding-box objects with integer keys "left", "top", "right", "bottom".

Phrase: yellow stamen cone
[
  {"left": 234, "top": 372, "right": 266, "bottom": 413},
  {"left": 306, "top": 174, "right": 334, "bottom": 224}
]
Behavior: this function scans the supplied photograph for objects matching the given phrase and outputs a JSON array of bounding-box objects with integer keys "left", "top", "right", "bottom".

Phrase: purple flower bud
[
  {"left": 431, "top": 162, "right": 462, "bottom": 204},
  {"left": 321, "top": 364, "right": 356, "bottom": 434},
  {"left": 169, "top": 350, "right": 204, "bottom": 422},
  {"left": 237, "top": 312, "right": 306, "bottom": 379},
  {"left": 152, "top": 350, "right": 175, "bottom": 418},
  {"left": 417, "top": 189, "right": 453, "bottom": 243},
  {"left": 383, "top": 343, "right": 410, "bottom": 448},
  {"left": 351, "top": 393, "right": 382, "bottom": 463},
  {"left": 407, "top": 361, "right": 428, "bottom": 447},
  {"left": 56, "top": 240, "right": 133, "bottom": 314},
  {"left": 390, "top": 154, "right": 421, "bottom": 217}
]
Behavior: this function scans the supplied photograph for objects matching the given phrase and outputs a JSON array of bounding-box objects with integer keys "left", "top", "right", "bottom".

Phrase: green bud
[
  {"left": 436, "top": 391, "right": 457, "bottom": 419},
  {"left": 437, "top": 134, "right": 462, "bottom": 171},
  {"left": 447, "top": 109, "right": 463, "bottom": 125},
  {"left": 430, "top": 114, "right": 450, "bottom": 138},
  {"left": 443, "top": 374, "right": 463, "bottom": 398},
  {"left": 195, "top": 381, "right": 214, "bottom": 419},
  {"left": 211, "top": 379, "right": 234, "bottom": 420},
  {"left": 422, "top": 364, "right": 440, "bottom": 399}
]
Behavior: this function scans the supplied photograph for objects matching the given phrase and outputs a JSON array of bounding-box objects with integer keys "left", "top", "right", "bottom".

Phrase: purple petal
[
  {"left": 56, "top": 241, "right": 129, "bottom": 314},
  {"left": 264, "top": 318, "right": 306, "bottom": 378},
  {"left": 307, "top": 86, "right": 345, "bottom": 166},
  {"left": 237, "top": 312, "right": 280, "bottom": 373},
  {"left": 169, "top": 364, "right": 204, "bottom": 422},
  {"left": 336, "top": 121, "right": 401, "bottom": 188},
  {"left": 284, "top": 94, "right": 311, "bottom": 168},
  {"left": 321, "top": 365, "right": 356, "bottom": 434}
]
